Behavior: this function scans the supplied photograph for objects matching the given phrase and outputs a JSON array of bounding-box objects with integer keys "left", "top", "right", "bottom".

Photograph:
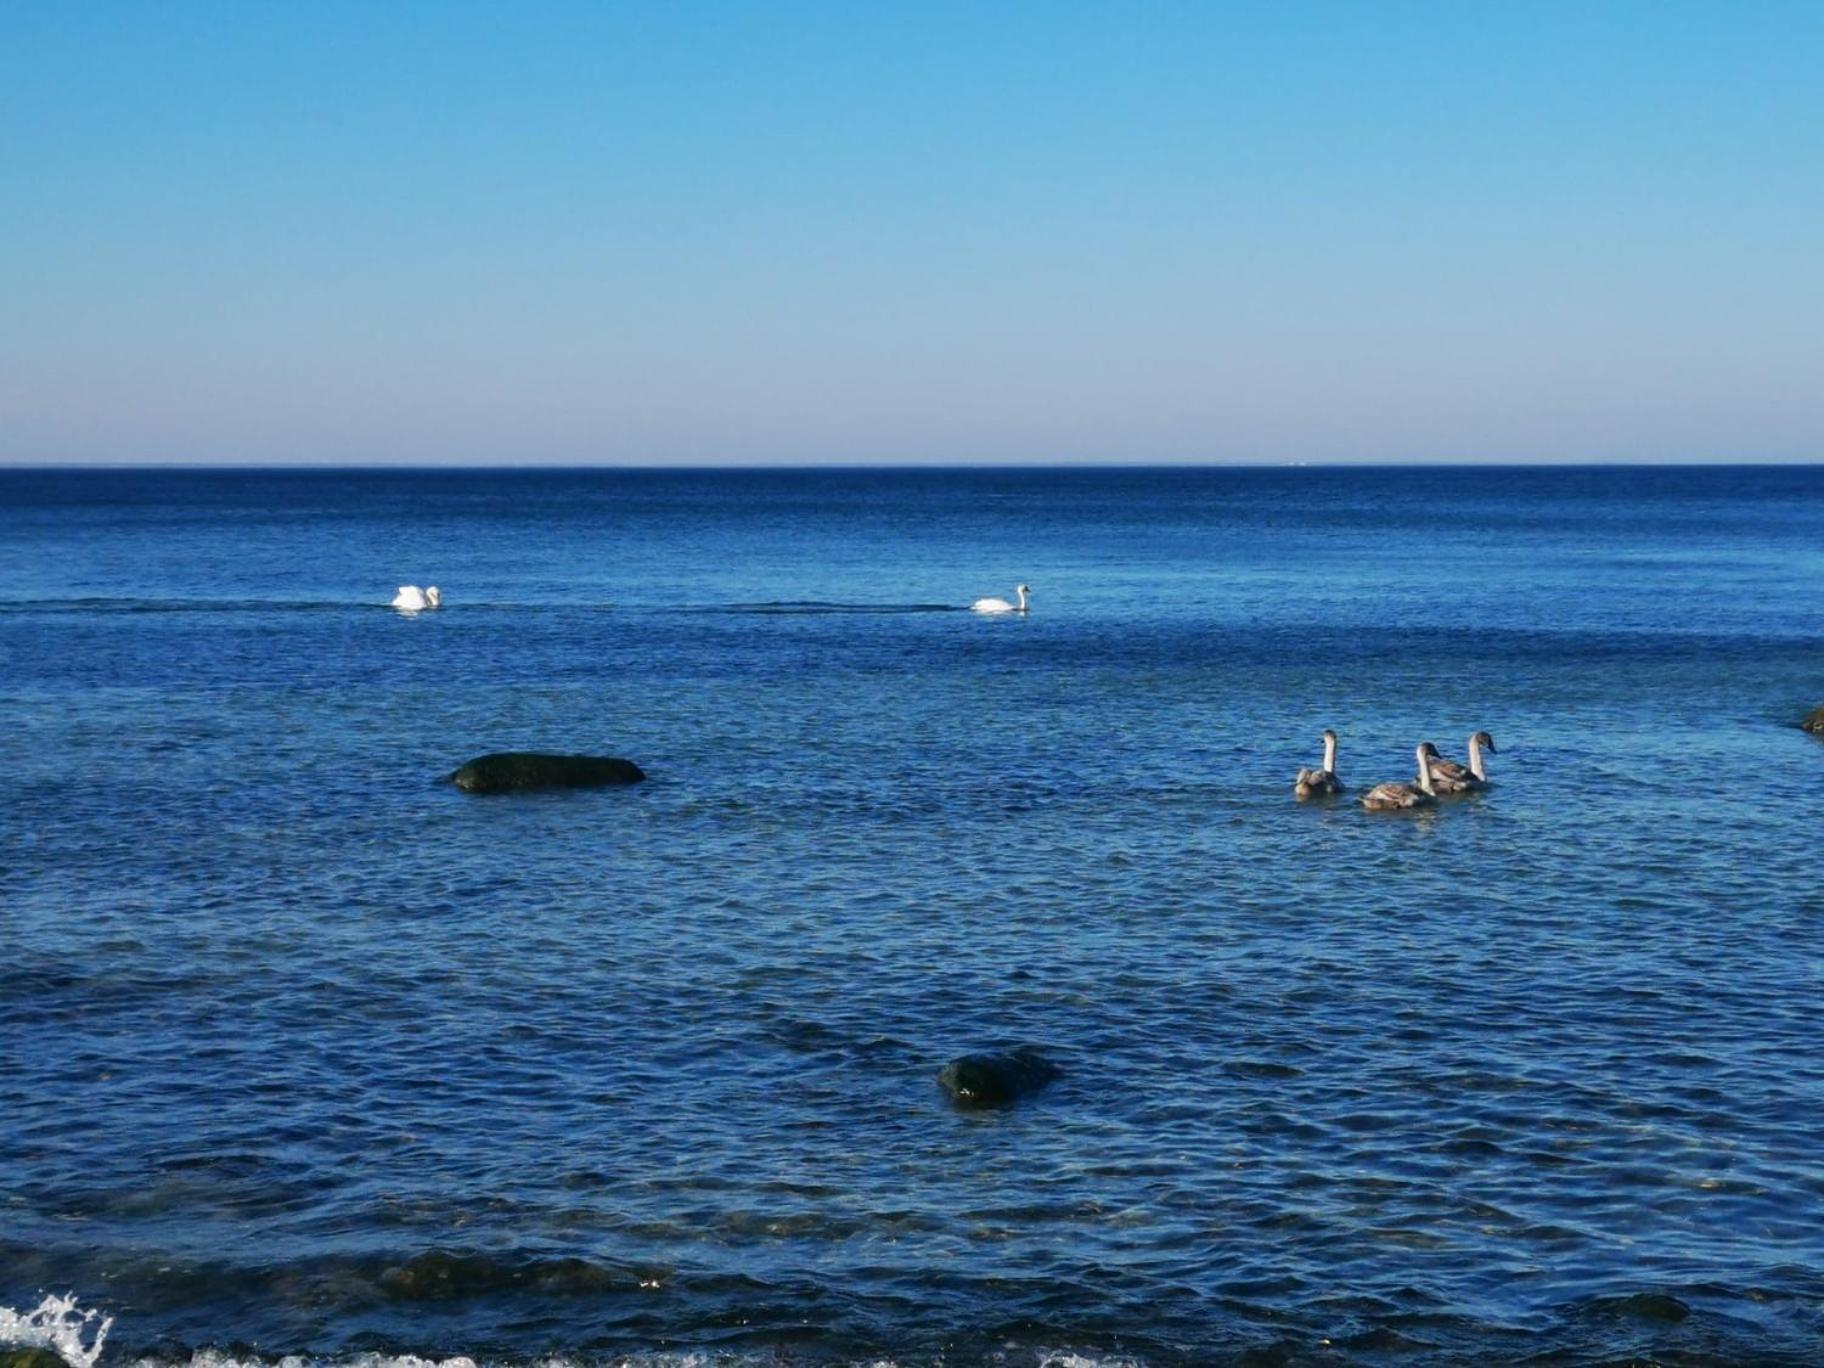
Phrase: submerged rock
[
  {"left": 380, "top": 1249, "right": 646, "bottom": 1299},
  {"left": 1802, "top": 705, "right": 1824, "bottom": 736},
  {"left": 449, "top": 752, "right": 646, "bottom": 794},
  {"left": 1584, "top": 1291, "right": 1690, "bottom": 1323},
  {"left": 0, "top": 1351, "right": 70, "bottom": 1368},
  {"left": 937, "top": 1047, "right": 1061, "bottom": 1109}
]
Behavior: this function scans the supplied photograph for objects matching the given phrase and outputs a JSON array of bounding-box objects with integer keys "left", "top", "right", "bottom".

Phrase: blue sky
[{"left": 2, "top": 2, "right": 1819, "bottom": 464}]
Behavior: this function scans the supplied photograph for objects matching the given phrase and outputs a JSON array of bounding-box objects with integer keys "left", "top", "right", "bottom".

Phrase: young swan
[
  {"left": 1425, "top": 730, "right": 1497, "bottom": 792},
  {"left": 1360, "top": 743, "right": 1439, "bottom": 811},
  {"left": 1294, "top": 728, "right": 1343, "bottom": 800},
  {"left": 971, "top": 584, "right": 1031, "bottom": 614}
]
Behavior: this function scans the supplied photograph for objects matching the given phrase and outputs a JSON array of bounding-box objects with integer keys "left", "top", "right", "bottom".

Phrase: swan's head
[
  {"left": 425, "top": 587, "right": 441, "bottom": 607},
  {"left": 1016, "top": 583, "right": 1031, "bottom": 595},
  {"left": 1417, "top": 741, "right": 1439, "bottom": 760},
  {"left": 1321, "top": 728, "right": 1337, "bottom": 743},
  {"left": 1473, "top": 730, "right": 1496, "bottom": 752}
]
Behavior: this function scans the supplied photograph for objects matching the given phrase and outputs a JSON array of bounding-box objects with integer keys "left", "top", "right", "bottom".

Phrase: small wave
[
  {"left": 0, "top": 1298, "right": 1149, "bottom": 1368},
  {"left": 118, "top": 1355, "right": 1138, "bottom": 1368},
  {"left": 706, "top": 601, "right": 964, "bottom": 616},
  {"left": 0, "top": 598, "right": 361, "bottom": 616},
  {"left": 0, "top": 1295, "right": 112, "bottom": 1368},
  {"left": 377, "top": 1250, "right": 661, "bottom": 1300},
  {"left": 127, "top": 1357, "right": 724, "bottom": 1368},
  {"left": 0, "top": 597, "right": 617, "bottom": 616}
]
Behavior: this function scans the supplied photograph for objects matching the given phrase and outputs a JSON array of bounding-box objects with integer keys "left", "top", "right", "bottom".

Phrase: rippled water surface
[{"left": 4, "top": 466, "right": 1824, "bottom": 1367}]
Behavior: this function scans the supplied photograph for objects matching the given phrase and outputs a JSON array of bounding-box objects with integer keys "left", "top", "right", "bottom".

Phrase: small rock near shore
[
  {"left": 937, "top": 1047, "right": 1061, "bottom": 1109},
  {"left": 0, "top": 1352, "right": 70, "bottom": 1368}
]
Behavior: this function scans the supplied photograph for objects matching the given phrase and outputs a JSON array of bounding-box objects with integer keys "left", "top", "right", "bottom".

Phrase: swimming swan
[
  {"left": 392, "top": 585, "right": 441, "bottom": 612},
  {"left": 971, "top": 584, "right": 1031, "bottom": 614},
  {"left": 1294, "top": 728, "right": 1343, "bottom": 800},
  {"left": 1425, "top": 730, "right": 1497, "bottom": 792},
  {"left": 1360, "top": 743, "right": 1439, "bottom": 811}
]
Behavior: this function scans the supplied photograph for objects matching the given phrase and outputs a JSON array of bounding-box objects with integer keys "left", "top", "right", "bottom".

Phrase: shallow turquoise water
[{"left": 3, "top": 466, "right": 1823, "bottom": 1366}]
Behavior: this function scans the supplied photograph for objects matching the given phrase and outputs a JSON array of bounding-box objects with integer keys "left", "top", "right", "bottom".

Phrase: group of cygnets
[
  {"left": 1295, "top": 729, "right": 1499, "bottom": 810},
  {"left": 964, "top": 586, "right": 1498, "bottom": 818}
]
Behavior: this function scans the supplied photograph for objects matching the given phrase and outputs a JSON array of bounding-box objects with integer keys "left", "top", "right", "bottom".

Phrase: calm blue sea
[{"left": 4, "top": 466, "right": 1823, "bottom": 1368}]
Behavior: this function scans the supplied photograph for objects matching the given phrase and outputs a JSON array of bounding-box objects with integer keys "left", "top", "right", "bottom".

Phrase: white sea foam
[
  {"left": 0, "top": 1308, "right": 1142, "bottom": 1368},
  {"left": 130, "top": 1359, "right": 843, "bottom": 1368},
  {"left": 118, "top": 1353, "right": 1140, "bottom": 1368},
  {"left": 0, "top": 1295, "right": 113, "bottom": 1368},
  {"left": 133, "top": 1358, "right": 783, "bottom": 1368},
  {"left": 141, "top": 1358, "right": 493, "bottom": 1368}
]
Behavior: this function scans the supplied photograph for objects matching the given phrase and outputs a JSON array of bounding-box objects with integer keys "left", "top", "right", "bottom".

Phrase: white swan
[
  {"left": 392, "top": 585, "right": 441, "bottom": 612},
  {"left": 1294, "top": 728, "right": 1343, "bottom": 800},
  {"left": 971, "top": 583, "right": 1031, "bottom": 614},
  {"left": 1360, "top": 743, "right": 1439, "bottom": 811}
]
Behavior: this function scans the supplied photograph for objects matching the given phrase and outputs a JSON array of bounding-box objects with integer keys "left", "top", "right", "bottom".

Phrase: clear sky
[{"left": 2, "top": 2, "right": 1819, "bottom": 465}]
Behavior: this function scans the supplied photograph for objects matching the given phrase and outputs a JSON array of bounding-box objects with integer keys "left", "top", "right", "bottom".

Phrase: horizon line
[{"left": 2, "top": 458, "right": 1820, "bottom": 473}]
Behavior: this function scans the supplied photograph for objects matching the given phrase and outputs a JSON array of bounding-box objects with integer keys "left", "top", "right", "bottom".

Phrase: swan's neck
[
  {"left": 1016, "top": 587, "right": 1028, "bottom": 611},
  {"left": 1415, "top": 747, "right": 1435, "bottom": 795},
  {"left": 1322, "top": 734, "right": 1337, "bottom": 775},
  {"left": 1468, "top": 735, "right": 1485, "bottom": 781}
]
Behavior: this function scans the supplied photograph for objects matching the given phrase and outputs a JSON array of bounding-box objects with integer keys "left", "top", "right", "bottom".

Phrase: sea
[{"left": 3, "top": 465, "right": 1823, "bottom": 1368}]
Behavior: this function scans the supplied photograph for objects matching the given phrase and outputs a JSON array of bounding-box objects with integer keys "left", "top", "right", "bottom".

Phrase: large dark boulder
[
  {"left": 937, "top": 1047, "right": 1061, "bottom": 1109},
  {"left": 450, "top": 752, "right": 646, "bottom": 794},
  {"left": 1803, "top": 705, "right": 1824, "bottom": 736}
]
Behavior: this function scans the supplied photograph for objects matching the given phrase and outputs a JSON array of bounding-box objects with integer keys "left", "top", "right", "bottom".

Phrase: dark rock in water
[
  {"left": 0, "top": 1350, "right": 70, "bottom": 1368},
  {"left": 449, "top": 752, "right": 646, "bottom": 794},
  {"left": 937, "top": 1047, "right": 1061, "bottom": 1109},
  {"left": 1585, "top": 1291, "right": 1690, "bottom": 1323},
  {"left": 1802, "top": 705, "right": 1824, "bottom": 735},
  {"left": 380, "top": 1248, "right": 644, "bottom": 1299}
]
